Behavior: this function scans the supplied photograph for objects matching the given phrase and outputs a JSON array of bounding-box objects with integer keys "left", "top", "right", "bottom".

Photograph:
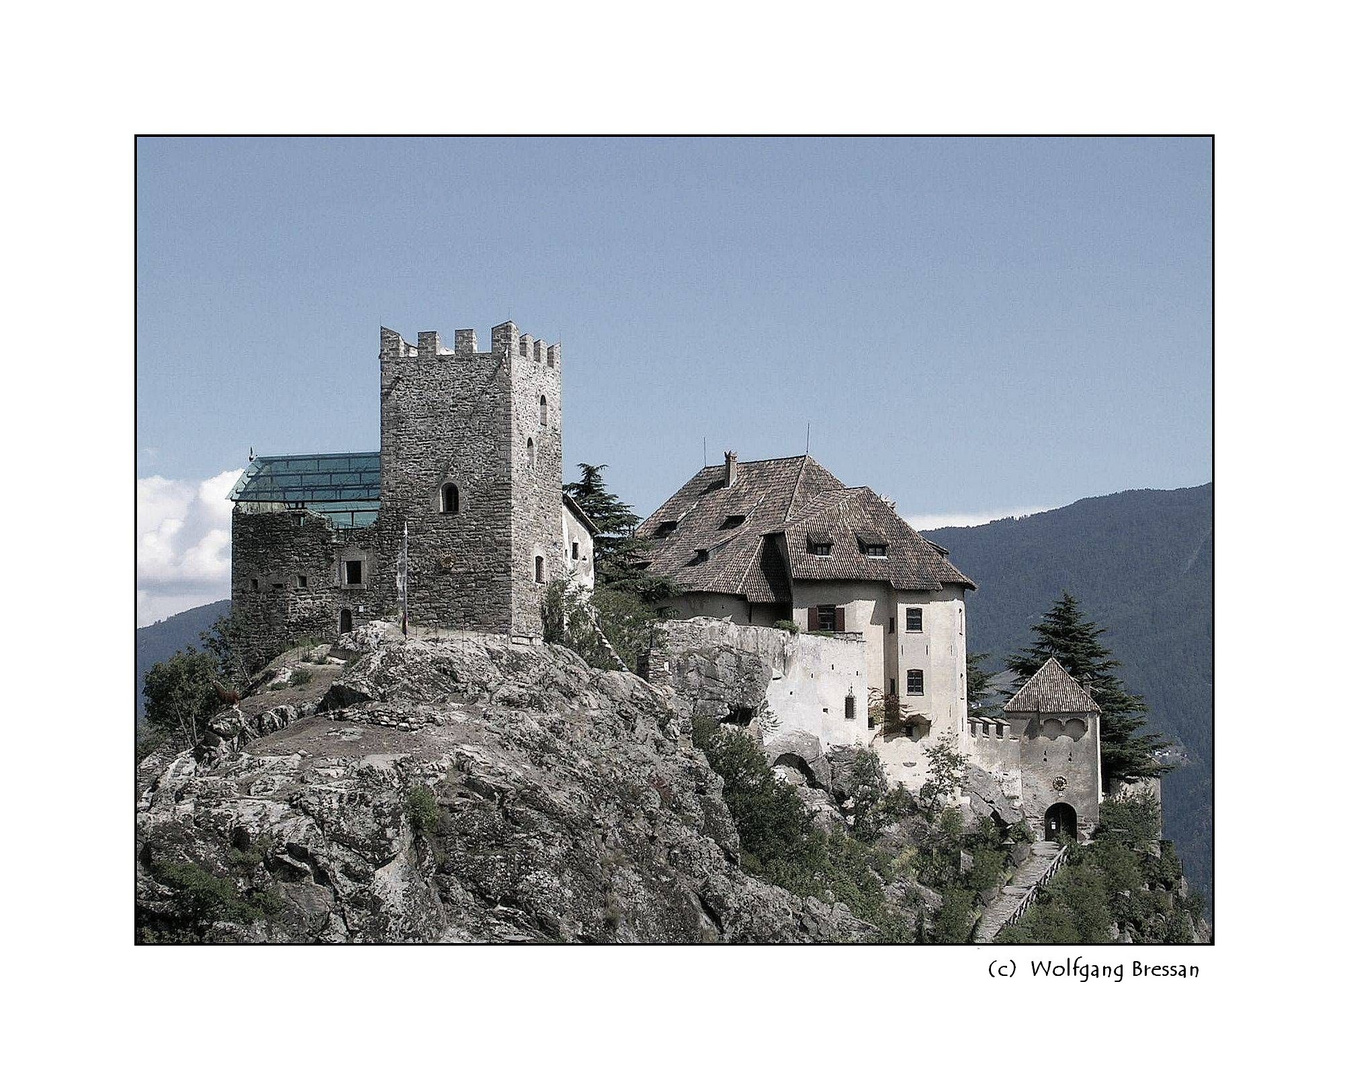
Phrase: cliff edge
[{"left": 135, "top": 624, "right": 874, "bottom": 943}]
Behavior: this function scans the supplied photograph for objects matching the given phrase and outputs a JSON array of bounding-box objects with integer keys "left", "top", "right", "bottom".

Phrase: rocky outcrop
[
  {"left": 136, "top": 627, "right": 877, "bottom": 943},
  {"left": 962, "top": 763, "right": 1027, "bottom": 827}
]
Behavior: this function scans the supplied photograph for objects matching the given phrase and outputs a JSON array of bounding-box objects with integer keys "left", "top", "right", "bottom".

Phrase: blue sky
[{"left": 136, "top": 137, "right": 1211, "bottom": 623}]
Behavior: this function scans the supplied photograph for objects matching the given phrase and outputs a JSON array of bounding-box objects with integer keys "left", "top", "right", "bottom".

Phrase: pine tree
[
  {"left": 564, "top": 463, "right": 676, "bottom": 602},
  {"left": 966, "top": 652, "right": 996, "bottom": 718},
  {"left": 1007, "top": 592, "right": 1172, "bottom": 783}
]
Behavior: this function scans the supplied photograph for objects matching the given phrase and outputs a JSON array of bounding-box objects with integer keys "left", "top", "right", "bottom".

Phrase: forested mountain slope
[{"left": 925, "top": 483, "right": 1213, "bottom": 912}]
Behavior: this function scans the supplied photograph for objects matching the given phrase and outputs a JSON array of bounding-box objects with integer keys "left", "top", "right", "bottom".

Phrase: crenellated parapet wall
[{"left": 379, "top": 323, "right": 560, "bottom": 367}]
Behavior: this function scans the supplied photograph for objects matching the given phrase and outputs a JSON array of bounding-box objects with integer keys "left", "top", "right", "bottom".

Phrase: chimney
[{"left": 724, "top": 450, "right": 738, "bottom": 489}]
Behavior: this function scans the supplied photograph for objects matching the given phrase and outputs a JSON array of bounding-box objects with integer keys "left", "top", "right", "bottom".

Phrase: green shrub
[
  {"left": 773, "top": 619, "right": 800, "bottom": 634},
  {"left": 931, "top": 887, "right": 975, "bottom": 943},
  {"left": 286, "top": 667, "right": 314, "bottom": 688},
  {"left": 142, "top": 859, "right": 283, "bottom": 941},
  {"left": 1098, "top": 789, "right": 1162, "bottom": 849},
  {"left": 405, "top": 784, "right": 440, "bottom": 834},
  {"left": 691, "top": 718, "right": 915, "bottom": 942},
  {"left": 969, "top": 848, "right": 1006, "bottom": 893}
]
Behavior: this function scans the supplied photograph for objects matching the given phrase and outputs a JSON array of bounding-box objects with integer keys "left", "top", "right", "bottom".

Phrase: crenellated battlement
[{"left": 380, "top": 322, "right": 560, "bottom": 365}]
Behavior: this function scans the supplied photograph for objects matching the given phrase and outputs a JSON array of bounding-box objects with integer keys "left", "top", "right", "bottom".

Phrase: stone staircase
[{"left": 973, "top": 841, "right": 1070, "bottom": 943}]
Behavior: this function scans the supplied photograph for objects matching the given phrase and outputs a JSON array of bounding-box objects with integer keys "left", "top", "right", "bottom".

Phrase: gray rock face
[
  {"left": 136, "top": 635, "right": 877, "bottom": 943},
  {"left": 963, "top": 762, "right": 1027, "bottom": 827}
]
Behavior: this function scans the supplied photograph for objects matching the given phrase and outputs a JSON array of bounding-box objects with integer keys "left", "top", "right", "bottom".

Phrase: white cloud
[
  {"left": 137, "top": 469, "right": 242, "bottom": 626},
  {"left": 907, "top": 506, "right": 1053, "bottom": 531}
]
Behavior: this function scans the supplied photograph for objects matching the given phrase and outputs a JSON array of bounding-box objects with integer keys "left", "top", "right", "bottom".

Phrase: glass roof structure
[{"left": 229, "top": 453, "right": 380, "bottom": 527}]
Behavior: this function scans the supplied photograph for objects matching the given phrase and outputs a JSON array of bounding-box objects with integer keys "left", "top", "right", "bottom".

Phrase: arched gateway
[{"left": 1044, "top": 802, "right": 1078, "bottom": 842}]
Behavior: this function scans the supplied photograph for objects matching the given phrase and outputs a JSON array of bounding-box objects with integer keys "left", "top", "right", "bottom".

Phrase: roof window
[
  {"left": 654, "top": 521, "right": 678, "bottom": 538},
  {"left": 720, "top": 514, "right": 746, "bottom": 530}
]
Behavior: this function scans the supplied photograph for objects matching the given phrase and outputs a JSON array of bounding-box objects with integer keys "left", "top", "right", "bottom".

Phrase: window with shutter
[
  {"left": 834, "top": 605, "right": 845, "bottom": 632},
  {"left": 807, "top": 606, "right": 820, "bottom": 631}
]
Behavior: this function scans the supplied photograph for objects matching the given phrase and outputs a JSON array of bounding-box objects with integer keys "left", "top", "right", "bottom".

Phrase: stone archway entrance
[
  {"left": 340, "top": 608, "right": 353, "bottom": 633},
  {"left": 1044, "top": 802, "right": 1077, "bottom": 842}
]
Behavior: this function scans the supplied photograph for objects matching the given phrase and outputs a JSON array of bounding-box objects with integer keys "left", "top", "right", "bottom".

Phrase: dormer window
[
  {"left": 719, "top": 514, "right": 746, "bottom": 530},
  {"left": 863, "top": 543, "right": 888, "bottom": 558},
  {"left": 809, "top": 542, "right": 833, "bottom": 557},
  {"left": 690, "top": 549, "right": 709, "bottom": 565},
  {"left": 654, "top": 521, "right": 678, "bottom": 538}
]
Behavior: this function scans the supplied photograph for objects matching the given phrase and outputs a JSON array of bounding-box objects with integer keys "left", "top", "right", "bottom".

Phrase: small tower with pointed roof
[{"left": 1000, "top": 657, "right": 1103, "bottom": 841}]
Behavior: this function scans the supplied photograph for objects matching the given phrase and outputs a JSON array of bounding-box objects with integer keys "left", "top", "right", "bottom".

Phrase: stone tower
[{"left": 377, "top": 320, "right": 564, "bottom": 640}]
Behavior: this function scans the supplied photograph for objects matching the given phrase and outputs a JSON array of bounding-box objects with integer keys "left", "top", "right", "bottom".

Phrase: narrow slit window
[
  {"left": 540, "top": 395, "right": 549, "bottom": 427},
  {"left": 526, "top": 438, "right": 535, "bottom": 469},
  {"left": 844, "top": 694, "right": 856, "bottom": 720},
  {"left": 571, "top": 541, "right": 579, "bottom": 560},
  {"left": 534, "top": 555, "right": 545, "bottom": 583}
]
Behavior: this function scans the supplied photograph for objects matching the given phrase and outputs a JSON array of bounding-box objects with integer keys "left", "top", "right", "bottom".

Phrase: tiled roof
[
  {"left": 1004, "top": 657, "right": 1100, "bottom": 714},
  {"left": 635, "top": 455, "right": 975, "bottom": 599},
  {"left": 782, "top": 486, "right": 975, "bottom": 590}
]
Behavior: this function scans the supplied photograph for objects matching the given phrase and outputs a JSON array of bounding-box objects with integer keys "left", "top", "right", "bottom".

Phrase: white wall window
[{"left": 906, "top": 607, "right": 923, "bottom": 632}]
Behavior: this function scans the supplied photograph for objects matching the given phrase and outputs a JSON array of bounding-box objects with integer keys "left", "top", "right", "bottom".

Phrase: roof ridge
[{"left": 786, "top": 454, "right": 814, "bottom": 518}]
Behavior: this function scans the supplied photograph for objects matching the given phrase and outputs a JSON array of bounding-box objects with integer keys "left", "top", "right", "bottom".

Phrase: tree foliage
[
  {"left": 143, "top": 647, "right": 222, "bottom": 745},
  {"left": 918, "top": 733, "right": 967, "bottom": 812},
  {"left": 966, "top": 652, "right": 996, "bottom": 718},
  {"left": 998, "top": 790, "right": 1204, "bottom": 945},
  {"left": 201, "top": 611, "right": 251, "bottom": 682},
  {"left": 1007, "top": 592, "right": 1172, "bottom": 784},
  {"left": 564, "top": 462, "right": 677, "bottom": 603}
]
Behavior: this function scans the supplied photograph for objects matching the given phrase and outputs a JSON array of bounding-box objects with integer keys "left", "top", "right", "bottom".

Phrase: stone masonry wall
[
  {"left": 376, "top": 323, "right": 562, "bottom": 639},
  {"left": 503, "top": 324, "right": 563, "bottom": 639},
  {"left": 231, "top": 507, "right": 379, "bottom": 670},
  {"left": 377, "top": 326, "right": 513, "bottom": 634}
]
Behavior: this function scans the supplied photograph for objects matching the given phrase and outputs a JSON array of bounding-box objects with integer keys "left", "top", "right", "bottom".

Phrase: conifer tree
[
  {"left": 564, "top": 463, "right": 676, "bottom": 602},
  {"left": 1007, "top": 592, "right": 1172, "bottom": 783}
]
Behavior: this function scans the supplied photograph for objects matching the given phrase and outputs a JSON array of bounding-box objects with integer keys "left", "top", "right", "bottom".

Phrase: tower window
[
  {"left": 297, "top": 575, "right": 307, "bottom": 588},
  {"left": 844, "top": 694, "right": 856, "bottom": 720},
  {"left": 534, "top": 555, "right": 545, "bottom": 583},
  {"left": 345, "top": 559, "right": 363, "bottom": 586},
  {"left": 571, "top": 541, "right": 579, "bottom": 560},
  {"left": 906, "top": 669, "right": 924, "bottom": 695},
  {"left": 540, "top": 395, "right": 549, "bottom": 427},
  {"left": 250, "top": 578, "right": 259, "bottom": 593},
  {"left": 906, "top": 607, "right": 923, "bottom": 632},
  {"left": 440, "top": 482, "right": 460, "bottom": 514},
  {"left": 526, "top": 438, "right": 535, "bottom": 469}
]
